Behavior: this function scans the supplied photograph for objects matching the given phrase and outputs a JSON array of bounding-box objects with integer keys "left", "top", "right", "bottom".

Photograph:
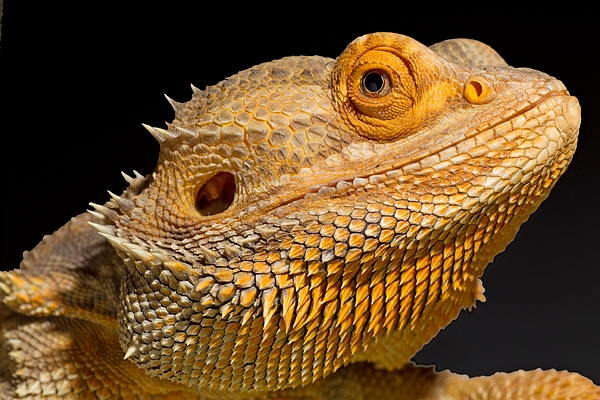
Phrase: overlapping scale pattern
[{"left": 0, "top": 33, "right": 589, "bottom": 399}]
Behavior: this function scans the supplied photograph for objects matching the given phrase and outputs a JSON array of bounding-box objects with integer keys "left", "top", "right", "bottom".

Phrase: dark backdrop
[{"left": 1, "top": 5, "right": 598, "bottom": 385}]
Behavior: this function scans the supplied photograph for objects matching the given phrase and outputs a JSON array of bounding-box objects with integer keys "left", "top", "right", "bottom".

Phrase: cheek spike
[
  {"left": 142, "top": 123, "right": 179, "bottom": 143},
  {"left": 164, "top": 94, "right": 185, "bottom": 115}
]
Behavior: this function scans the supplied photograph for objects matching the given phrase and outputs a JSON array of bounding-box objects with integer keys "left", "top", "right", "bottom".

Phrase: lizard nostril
[
  {"left": 469, "top": 80, "right": 483, "bottom": 97},
  {"left": 464, "top": 76, "right": 496, "bottom": 105},
  {"left": 195, "top": 172, "right": 236, "bottom": 216}
]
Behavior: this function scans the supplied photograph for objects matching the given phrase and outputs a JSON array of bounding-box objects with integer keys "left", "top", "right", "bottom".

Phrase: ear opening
[{"left": 195, "top": 172, "right": 236, "bottom": 216}]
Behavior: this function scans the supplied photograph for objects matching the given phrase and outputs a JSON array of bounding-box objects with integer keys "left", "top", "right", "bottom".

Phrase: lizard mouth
[
  {"left": 231, "top": 86, "right": 579, "bottom": 223},
  {"left": 307, "top": 88, "right": 577, "bottom": 197}
]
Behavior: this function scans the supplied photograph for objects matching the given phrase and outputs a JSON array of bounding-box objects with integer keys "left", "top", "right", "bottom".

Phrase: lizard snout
[{"left": 563, "top": 96, "right": 581, "bottom": 132}]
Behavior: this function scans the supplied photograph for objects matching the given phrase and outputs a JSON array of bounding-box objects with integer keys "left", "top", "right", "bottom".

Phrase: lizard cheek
[
  {"left": 195, "top": 172, "right": 236, "bottom": 216},
  {"left": 463, "top": 75, "right": 496, "bottom": 104}
]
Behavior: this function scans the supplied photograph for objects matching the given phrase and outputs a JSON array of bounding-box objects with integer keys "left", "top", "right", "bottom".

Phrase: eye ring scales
[{"left": 331, "top": 33, "right": 459, "bottom": 141}]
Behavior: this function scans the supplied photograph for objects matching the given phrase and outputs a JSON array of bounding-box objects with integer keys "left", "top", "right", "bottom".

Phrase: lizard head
[{"left": 92, "top": 33, "right": 580, "bottom": 392}]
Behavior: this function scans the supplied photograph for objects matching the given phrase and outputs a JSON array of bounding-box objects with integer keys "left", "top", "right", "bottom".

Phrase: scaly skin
[{"left": 1, "top": 33, "right": 597, "bottom": 399}]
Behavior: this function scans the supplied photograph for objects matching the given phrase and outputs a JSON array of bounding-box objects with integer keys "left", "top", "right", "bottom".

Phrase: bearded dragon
[{"left": 1, "top": 32, "right": 598, "bottom": 399}]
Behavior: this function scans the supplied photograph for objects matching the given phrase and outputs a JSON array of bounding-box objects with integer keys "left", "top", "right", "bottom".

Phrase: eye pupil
[{"left": 363, "top": 71, "right": 385, "bottom": 93}]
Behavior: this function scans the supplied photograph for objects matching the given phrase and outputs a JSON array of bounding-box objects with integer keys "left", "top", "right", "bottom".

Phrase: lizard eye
[
  {"left": 361, "top": 70, "right": 391, "bottom": 97},
  {"left": 345, "top": 50, "right": 415, "bottom": 126},
  {"left": 195, "top": 172, "right": 236, "bottom": 216},
  {"left": 332, "top": 33, "right": 458, "bottom": 141}
]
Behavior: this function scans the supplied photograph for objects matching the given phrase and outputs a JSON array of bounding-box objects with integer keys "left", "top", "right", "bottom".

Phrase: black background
[{"left": 1, "top": 5, "right": 598, "bottom": 385}]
